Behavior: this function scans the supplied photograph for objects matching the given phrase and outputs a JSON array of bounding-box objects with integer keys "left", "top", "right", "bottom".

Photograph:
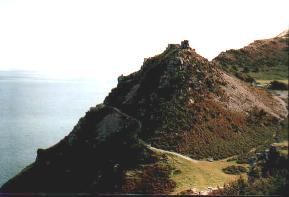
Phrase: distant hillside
[{"left": 213, "top": 30, "right": 288, "bottom": 82}]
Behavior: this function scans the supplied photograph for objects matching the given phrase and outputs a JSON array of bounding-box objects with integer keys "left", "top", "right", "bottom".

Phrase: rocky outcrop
[
  {"left": 104, "top": 41, "right": 286, "bottom": 159},
  {"left": 0, "top": 105, "right": 156, "bottom": 192}
]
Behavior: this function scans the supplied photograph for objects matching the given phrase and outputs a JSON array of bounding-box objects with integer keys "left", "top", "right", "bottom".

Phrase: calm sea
[{"left": 0, "top": 70, "right": 115, "bottom": 186}]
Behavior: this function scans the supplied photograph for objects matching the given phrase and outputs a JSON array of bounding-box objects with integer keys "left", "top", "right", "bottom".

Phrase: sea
[{"left": 0, "top": 70, "right": 115, "bottom": 186}]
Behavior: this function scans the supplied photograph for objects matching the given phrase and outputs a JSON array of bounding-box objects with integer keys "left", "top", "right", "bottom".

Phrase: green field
[
  {"left": 248, "top": 64, "right": 288, "bottom": 81},
  {"left": 167, "top": 154, "right": 248, "bottom": 194},
  {"left": 148, "top": 146, "right": 248, "bottom": 194}
]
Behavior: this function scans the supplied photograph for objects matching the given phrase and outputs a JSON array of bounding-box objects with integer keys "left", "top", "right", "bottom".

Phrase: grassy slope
[
  {"left": 168, "top": 154, "right": 248, "bottom": 194},
  {"left": 249, "top": 64, "right": 288, "bottom": 81},
  {"left": 213, "top": 31, "right": 288, "bottom": 83},
  {"left": 272, "top": 141, "right": 288, "bottom": 158},
  {"left": 146, "top": 118, "right": 288, "bottom": 194},
  {"left": 148, "top": 146, "right": 248, "bottom": 194}
]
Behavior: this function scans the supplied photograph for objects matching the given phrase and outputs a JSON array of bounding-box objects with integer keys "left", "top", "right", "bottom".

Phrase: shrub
[
  {"left": 213, "top": 146, "right": 289, "bottom": 196},
  {"left": 222, "top": 165, "right": 247, "bottom": 175},
  {"left": 267, "top": 81, "right": 288, "bottom": 90}
]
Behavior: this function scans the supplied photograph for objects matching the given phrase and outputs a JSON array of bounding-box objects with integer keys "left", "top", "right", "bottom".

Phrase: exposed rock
[
  {"left": 180, "top": 40, "right": 190, "bottom": 49},
  {"left": 118, "top": 75, "right": 125, "bottom": 83},
  {"left": 166, "top": 44, "right": 180, "bottom": 51},
  {"left": 0, "top": 105, "right": 153, "bottom": 193}
]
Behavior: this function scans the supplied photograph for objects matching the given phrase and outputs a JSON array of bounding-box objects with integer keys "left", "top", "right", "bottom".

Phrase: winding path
[{"left": 146, "top": 144, "right": 199, "bottom": 163}]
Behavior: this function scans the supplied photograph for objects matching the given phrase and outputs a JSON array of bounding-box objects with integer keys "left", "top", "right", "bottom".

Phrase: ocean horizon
[{"left": 0, "top": 70, "right": 114, "bottom": 186}]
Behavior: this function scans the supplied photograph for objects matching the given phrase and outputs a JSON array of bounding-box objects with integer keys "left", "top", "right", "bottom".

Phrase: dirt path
[
  {"left": 146, "top": 144, "right": 199, "bottom": 163},
  {"left": 146, "top": 144, "right": 248, "bottom": 195}
]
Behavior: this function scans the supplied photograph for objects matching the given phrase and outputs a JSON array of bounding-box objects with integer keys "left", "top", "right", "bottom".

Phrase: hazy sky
[{"left": 0, "top": 0, "right": 288, "bottom": 80}]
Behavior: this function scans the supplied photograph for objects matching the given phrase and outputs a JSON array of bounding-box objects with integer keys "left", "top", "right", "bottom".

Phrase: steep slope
[
  {"left": 104, "top": 40, "right": 287, "bottom": 159},
  {"left": 0, "top": 105, "right": 176, "bottom": 193},
  {"left": 213, "top": 30, "right": 288, "bottom": 82}
]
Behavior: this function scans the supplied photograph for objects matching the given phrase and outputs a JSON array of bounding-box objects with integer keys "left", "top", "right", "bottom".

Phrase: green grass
[
  {"left": 248, "top": 64, "right": 288, "bottom": 81},
  {"left": 163, "top": 153, "right": 248, "bottom": 194},
  {"left": 272, "top": 140, "right": 288, "bottom": 158},
  {"left": 279, "top": 149, "right": 288, "bottom": 157}
]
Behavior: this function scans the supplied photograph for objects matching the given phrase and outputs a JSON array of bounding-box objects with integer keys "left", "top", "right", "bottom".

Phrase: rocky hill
[
  {"left": 213, "top": 30, "right": 288, "bottom": 82},
  {"left": 104, "top": 40, "right": 286, "bottom": 159},
  {"left": 0, "top": 40, "right": 287, "bottom": 193}
]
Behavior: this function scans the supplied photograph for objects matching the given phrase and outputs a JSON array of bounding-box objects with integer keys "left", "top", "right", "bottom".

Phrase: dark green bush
[
  {"left": 267, "top": 80, "right": 288, "bottom": 90},
  {"left": 222, "top": 165, "right": 247, "bottom": 174}
]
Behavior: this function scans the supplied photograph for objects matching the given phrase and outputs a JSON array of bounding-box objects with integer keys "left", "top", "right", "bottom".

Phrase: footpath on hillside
[{"left": 146, "top": 144, "right": 248, "bottom": 195}]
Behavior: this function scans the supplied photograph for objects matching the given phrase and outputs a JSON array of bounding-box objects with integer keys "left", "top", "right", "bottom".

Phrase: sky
[{"left": 0, "top": 0, "right": 288, "bottom": 81}]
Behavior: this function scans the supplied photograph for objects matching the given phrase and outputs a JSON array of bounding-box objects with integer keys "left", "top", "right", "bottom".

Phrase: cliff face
[
  {"left": 213, "top": 30, "right": 289, "bottom": 81},
  {"left": 1, "top": 39, "right": 287, "bottom": 193},
  {"left": 0, "top": 105, "right": 161, "bottom": 193}
]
